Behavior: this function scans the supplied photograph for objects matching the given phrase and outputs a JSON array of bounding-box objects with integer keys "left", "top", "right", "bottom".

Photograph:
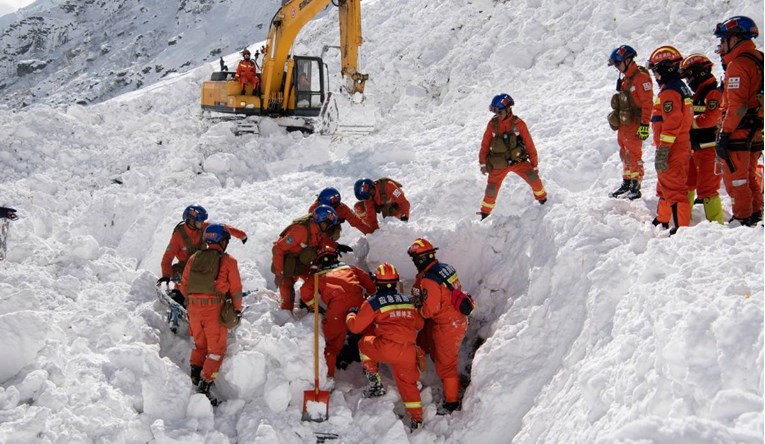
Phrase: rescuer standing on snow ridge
[
  {"left": 478, "top": 93, "right": 547, "bottom": 219},
  {"left": 607, "top": 45, "right": 654, "bottom": 200}
]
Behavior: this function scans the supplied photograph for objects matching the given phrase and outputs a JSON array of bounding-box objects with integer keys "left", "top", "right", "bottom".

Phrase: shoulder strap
[
  {"left": 280, "top": 214, "right": 312, "bottom": 244},
  {"left": 174, "top": 222, "right": 202, "bottom": 253},
  {"left": 736, "top": 51, "right": 764, "bottom": 92},
  {"left": 375, "top": 178, "right": 403, "bottom": 203},
  {"left": 623, "top": 65, "right": 646, "bottom": 88}
]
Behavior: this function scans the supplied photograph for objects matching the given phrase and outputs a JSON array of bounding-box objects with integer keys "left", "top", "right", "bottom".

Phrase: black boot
[
  {"left": 624, "top": 180, "right": 642, "bottom": 200},
  {"left": 652, "top": 218, "right": 669, "bottom": 229},
  {"left": 196, "top": 379, "right": 219, "bottom": 406},
  {"left": 749, "top": 211, "right": 763, "bottom": 225},
  {"left": 729, "top": 216, "right": 753, "bottom": 227},
  {"left": 479, "top": 212, "right": 489, "bottom": 221},
  {"left": 240, "top": 88, "right": 246, "bottom": 95},
  {"left": 362, "top": 371, "right": 386, "bottom": 398},
  {"left": 409, "top": 419, "right": 423, "bottom": 431},
  {"left": 609, "top": 179, "right": 631, "bottom": 198},
  {"left": 437, "top": 401, "right": 462, "bottom": 415},
  {"left": 190, "top": 365, "right": 202, "bottom": 386}
]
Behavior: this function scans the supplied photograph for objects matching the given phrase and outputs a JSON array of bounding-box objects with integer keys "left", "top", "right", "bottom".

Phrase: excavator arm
[{"left": 260, "top": 0, "right": 367, "bottom": 113}]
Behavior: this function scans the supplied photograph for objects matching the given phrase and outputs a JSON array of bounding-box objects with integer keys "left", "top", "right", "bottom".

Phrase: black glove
[
  {"left": 169, "top": 289, "right": 185, "bottom": 305},
  {"left": 337, "top": 244, "right": 353, "bottom": 254},
  {"left": 241, "top": 236, "right": 248, "bottom": 245},
  {"left": 400, "top": 216, "right": 408, "bottom": 222},
  {"left": 157, "top": 276, "right": 170, "bottom": 285},
  {"left": 715, "top": 132, "right": 735, "bottom": 172},
  {"left": 0, "top": 207, "right": 18, "bottom": 220},
  {"left": 346, "top": 307, "right": 360, "bottom": 315}
]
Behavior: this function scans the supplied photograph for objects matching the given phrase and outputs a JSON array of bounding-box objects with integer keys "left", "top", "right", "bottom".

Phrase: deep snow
[{"left": 0, "top": 0, "right": 763, "bottom": 443}]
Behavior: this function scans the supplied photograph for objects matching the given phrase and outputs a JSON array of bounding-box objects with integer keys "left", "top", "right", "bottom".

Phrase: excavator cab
[{"left": 292, "top": 56, "right": 325, "bottom": 116}]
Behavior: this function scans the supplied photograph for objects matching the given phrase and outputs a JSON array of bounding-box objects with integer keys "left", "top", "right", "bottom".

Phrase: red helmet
[
  {"left": 314, "top": 244, "right": 339, "bottom": 267},
  {"left": 407, "top": 238, "right": 437, "bottom": 257},
  {"left": 647, "top": 45, "right": 683, "bottom": 70},
  {"left": 679, "top": 53, "right": 713, "bottom": 79},
  {"left": 375, "top": 263, "right": 399, "bottom": 282}
]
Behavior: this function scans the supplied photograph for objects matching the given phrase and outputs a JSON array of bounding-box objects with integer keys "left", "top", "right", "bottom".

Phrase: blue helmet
[
  {"left": 714, "top": 16, "right": 759, "bottom": 40},
  {"left": 183, "top": 204, "right": 208, "bottom": 222},
  {"left": 608, "top": 45, "right": 637, "bottom": 66},
  {"left": 354, "top": 178, "right": 375, "bottom": 200},
  {"left": 489, "top": 93, "right": 514, "bottom": 113},
  {"left": 203, "top": 224, "right": 231, "bottom": 244},
  {"left": 318, "top": 187, "right": 341, "bottom": 207},
  {"left": 312, "top": 205, "right": 338, "bottom": 227}
]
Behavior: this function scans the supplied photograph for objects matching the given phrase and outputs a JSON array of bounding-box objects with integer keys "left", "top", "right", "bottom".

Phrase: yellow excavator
[{"left": 200, "top": 0, "right": 369, "bottom": 135}]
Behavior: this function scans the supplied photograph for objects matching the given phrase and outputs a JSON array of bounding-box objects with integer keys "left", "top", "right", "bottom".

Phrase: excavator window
[{"left": 295, "top": 58, "right": 323, "bottom": 110}]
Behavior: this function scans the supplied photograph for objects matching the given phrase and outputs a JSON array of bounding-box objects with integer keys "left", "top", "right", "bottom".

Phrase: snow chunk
[
  {"left": 69, "top": 235, "right": 102, "bottom": 261},
  {"left": 0, "top": 311, "right": 51, "bottom": 382}
]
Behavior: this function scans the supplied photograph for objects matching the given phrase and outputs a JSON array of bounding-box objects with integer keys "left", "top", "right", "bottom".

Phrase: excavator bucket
[{"left": 332, "top": 92, "right": 376, "bottom": 136}]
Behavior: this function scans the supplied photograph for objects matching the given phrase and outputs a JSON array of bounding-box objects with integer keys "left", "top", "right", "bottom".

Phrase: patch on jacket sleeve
[
  {"left": 727, "top": 77, "right": 740, "bottom": 89},
  {"left": 663, "top": 101, "right": 673, "bottom": 113},
  {"left": 285, "top": 236, "right": 294, "bottom": 245}
]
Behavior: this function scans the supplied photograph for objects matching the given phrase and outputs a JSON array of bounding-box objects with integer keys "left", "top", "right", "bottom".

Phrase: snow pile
[{"left": 0, "top": 0, "right": 762, "bottom": 443}]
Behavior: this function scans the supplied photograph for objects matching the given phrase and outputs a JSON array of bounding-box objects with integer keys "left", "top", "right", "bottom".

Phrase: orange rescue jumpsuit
[
  {"left": 617, "top": 63, "right": 654, "bottom": 181},
  {"left": 651, "top": 79, "right": 694, "bottom": 228},
  {"left": 355, "top": 179, "right": 410, "bottom": 233},
  {"left": 181, "top": 245, "right": 243, "bottom": 383},
  {"left": 719, "top": 41, "right": 764, "bottom": 221},
  {"left": 479, "top": 113, "right": 547, "bottom": 214},
  {"left": 412, "top": 261, "right": 468, "bottom": 406},
  {"left": 235, "top": 59, "right": 259, "bottom": 94},
  {"left": 272, "top": 219, "right": 336, "bottom": 310},
  {"left": 346, "top": 288, "right": 424, "bottom": 423},
  {"left": 300, "top": 264, "right": 376, "bottom": 377},
  {"left": 309, "top": 200, "right": 374, "bottom": 235},
  {"left": 161, "top": 221, "right": 247, "bottom": 281},
  {"left": 686, "top": 76, "right": 723, "bottom": 203}
]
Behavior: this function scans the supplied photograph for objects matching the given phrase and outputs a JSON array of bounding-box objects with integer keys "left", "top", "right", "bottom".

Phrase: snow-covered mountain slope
[
  {"left": 0, "top": 0, "right": 280, "bottom": 108},
  {"left": 0, "top": 0, "right": 762, "bottom": 443}
]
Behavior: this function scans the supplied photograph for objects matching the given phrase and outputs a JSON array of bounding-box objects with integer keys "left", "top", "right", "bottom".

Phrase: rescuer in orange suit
[
  {"left": 272, "top": 205, "right": 339, "bottom": 311},
  {"left": 478, "top": 93, "right": 547, "bottom": 219},
  {"left": 713, "top": 16, "right": 764, "bottom": 226},
  {"left": 346, "top": 263, "right": 424, "bottom": 431},
  {"left": 647, "top": 46, "right": 694, "bottom": 234},
  {"left": 407, "top": 238, "right": 468, "bottom": 415},
  {"left": 235, "top": 49, "right": 259, "bottom": 96},
  {"left": 607, "top": 45, "right": 655, "bottom": 199},
  {"left": 309, "top": 187, "right": 374, "bottom": 237},
  {"left": 300, "top": 245, "right": 376, "bottom": 377},
  {"left": 353, "top": 178, "right": 410, "bottom": 233},
  {"left": 157, "top": 204, "right": 247, "bottom": 300},
  {"left": 679, "top": 54, "right": 724, "bottom": 224},
  {"left": 180, "top": 224, "right": 243, "bottom": 402}
]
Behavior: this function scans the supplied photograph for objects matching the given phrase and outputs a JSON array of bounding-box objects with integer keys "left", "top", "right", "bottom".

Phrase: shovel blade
[{"left": 301, "top": 389, "right": 331, "bottom": 422}]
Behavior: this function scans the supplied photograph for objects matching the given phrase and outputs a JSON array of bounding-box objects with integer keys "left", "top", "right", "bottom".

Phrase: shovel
[{"left": 302, "top": 273, "right": 330, "bottom": 421}]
